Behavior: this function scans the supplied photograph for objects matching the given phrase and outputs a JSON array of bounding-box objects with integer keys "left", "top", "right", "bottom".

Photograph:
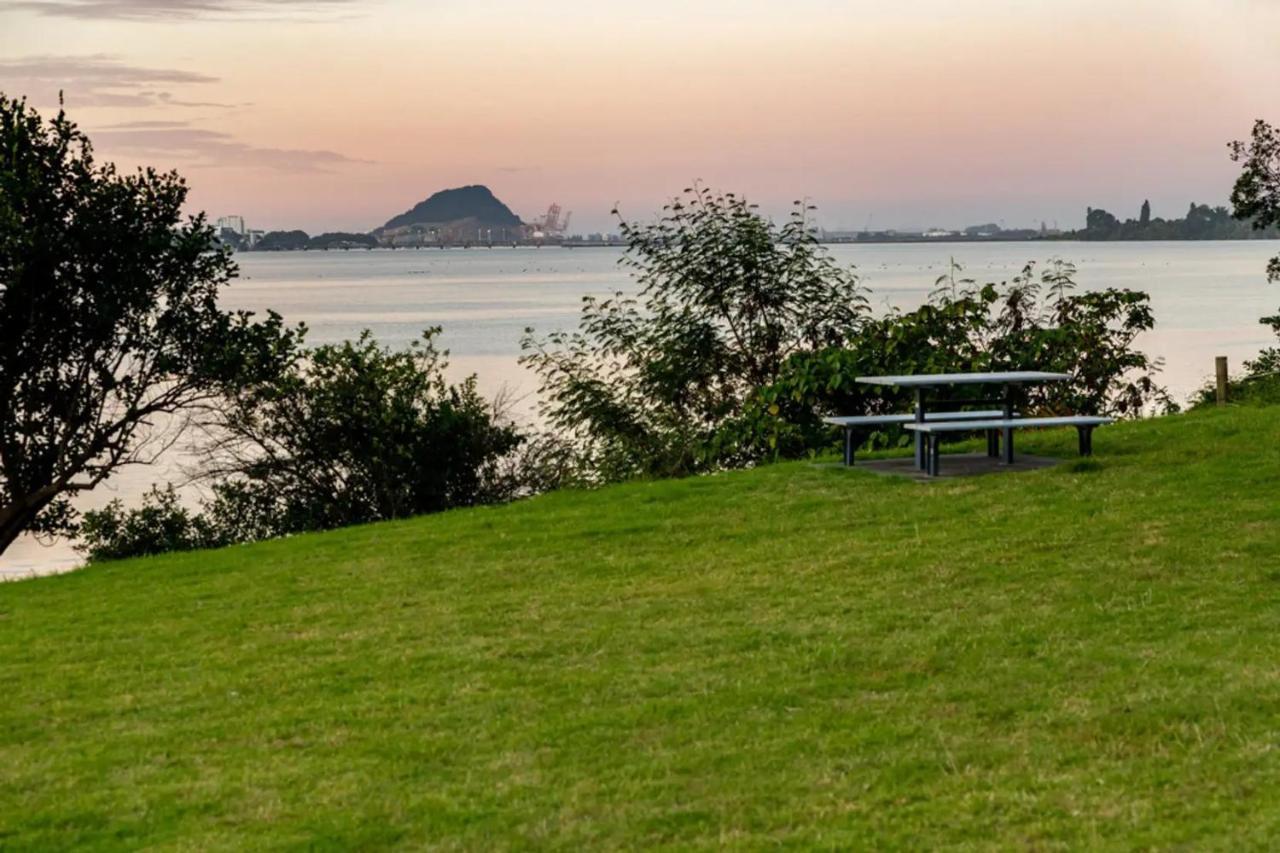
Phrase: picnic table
[{"left": 855, "top": 371, "right": 1071, "bottom": 469}]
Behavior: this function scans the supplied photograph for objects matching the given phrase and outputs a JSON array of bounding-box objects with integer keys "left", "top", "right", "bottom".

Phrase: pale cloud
[
  {"left": 0, "top": 55, "right": 229, "bottom": 109},
  {"left": 10, "top": 0, "right": 359, "bottom": 20},
  {"left": 100, "top": 119, "right": 192, "bottom": 129},
  {"left": 90, "top": 124, "right": 368, "bottom": 172}
]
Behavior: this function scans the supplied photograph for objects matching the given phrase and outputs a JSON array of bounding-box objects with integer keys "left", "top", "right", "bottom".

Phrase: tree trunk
[{"left": 0, "top": 493, "right": 58, "bottom": 557}]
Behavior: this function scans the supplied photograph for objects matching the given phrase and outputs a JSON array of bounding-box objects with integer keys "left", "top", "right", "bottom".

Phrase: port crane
[{"left": 532, "top": 203, "right": 572, "bottom": 236}]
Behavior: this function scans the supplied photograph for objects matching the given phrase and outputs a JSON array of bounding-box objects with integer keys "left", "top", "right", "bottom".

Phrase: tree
[
  {"left": 1230, "top": 119, "right": 1280, "bottom": 283},
  {"left": 1085, "top": 207, "right": 1120, "bottom": 238},
  {"left": 0, "top": 96, "right": 293, "bottom": 556},
  {"left": 192, "top": 329, "right": 523, "bottom": 539},
  {"left": 520, "top": 187, "right": 866, "bottom": 481},
  {"left": 1140, "top": 199, "right": 1151, "bottom": 225}
]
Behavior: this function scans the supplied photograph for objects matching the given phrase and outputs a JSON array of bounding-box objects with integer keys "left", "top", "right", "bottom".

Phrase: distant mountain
[{"left": 382, "top": 185, "right": 522, "bottom": 230}]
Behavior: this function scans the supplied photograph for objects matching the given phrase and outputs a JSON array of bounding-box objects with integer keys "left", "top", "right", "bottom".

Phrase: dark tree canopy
[
  {"left": 1081, "top": 202, "right": 1268, "bottom": 241},
  {"left": 0, "top": 96, "right": 292, "bottom": 555},
  {"left": 1230, "top": 119, "right": 1280, "bottom": 283}
]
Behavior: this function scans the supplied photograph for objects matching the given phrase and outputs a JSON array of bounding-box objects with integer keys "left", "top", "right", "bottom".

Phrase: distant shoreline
[{"left": 236, "top": 235, "right": 1280, "bottom": 253}]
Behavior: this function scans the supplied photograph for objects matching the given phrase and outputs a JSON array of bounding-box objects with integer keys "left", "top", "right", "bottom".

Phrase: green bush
[
  {"left": 200, "top": 328, "right": 523, "bottom": 538},
  {"left": 79, "top": 486, "right": 219, "bottom": 563},
  {"left": 521, "top": 187, "right": 866, "bottom": 481},
  {"left": 751, "top": 259, "right": 1170, "bottom": 458},
  {"left": 78, "top": 329, "right": 525, "bottom": 561}
]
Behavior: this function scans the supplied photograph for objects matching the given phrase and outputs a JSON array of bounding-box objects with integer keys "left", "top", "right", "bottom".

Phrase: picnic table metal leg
[
  {"left": 844, "top": 426, "right": 854, "bottom": 466},
  {"left": 986, "top": 429, "right": 998, "bottom": 457},
  {"left": 1077, "top": 425, "right": 1093, "bottom": 456},
  {"left": 928, "top": 434, "right": 941, "bottom": 476}
]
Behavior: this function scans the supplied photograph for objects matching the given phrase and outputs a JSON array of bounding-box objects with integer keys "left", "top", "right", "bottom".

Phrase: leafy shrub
[
  {"left": 79, "top": 486, "right": 219, "bottom": 563},
  {"left": 752, "top": 259, "right": 1170, "bottom": 456},
  {"left": 197, "top": 328, "right": 523, "bottom": 539},
  {"left": 78, "top": 329, "right": 526, "bottom": 560},
  {"left": 521, "top": 186, "right": 866, "bottom": 481}
]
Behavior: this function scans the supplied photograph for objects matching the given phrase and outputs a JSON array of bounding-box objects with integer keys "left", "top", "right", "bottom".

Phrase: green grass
[{"left": 4, "top": 406, "right": 1280, "bottom": 849}]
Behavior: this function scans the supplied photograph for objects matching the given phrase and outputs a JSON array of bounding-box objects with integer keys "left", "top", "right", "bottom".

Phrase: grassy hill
[{"left": 3, "top": 406, "right": 1280, "bottom": 848}]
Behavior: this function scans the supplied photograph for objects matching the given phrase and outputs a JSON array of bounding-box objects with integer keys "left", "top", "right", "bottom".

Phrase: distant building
[{"left": 216, "top": 215, "right": 246, "bottom": 236}]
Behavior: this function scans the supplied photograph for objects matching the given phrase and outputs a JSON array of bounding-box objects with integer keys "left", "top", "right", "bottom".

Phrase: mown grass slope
[{"left": 3, "top": 406, "right": 1280, "bottom": 849}]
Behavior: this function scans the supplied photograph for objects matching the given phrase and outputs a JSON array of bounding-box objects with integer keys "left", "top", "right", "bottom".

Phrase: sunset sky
[{"left": 2, "top": 0, "right": 1277, "bottom": 233}]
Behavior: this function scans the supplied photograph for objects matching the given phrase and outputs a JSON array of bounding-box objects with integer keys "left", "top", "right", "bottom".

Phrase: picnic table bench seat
[
  {"left": 823, "top": 410, "right": 1011, "bottom": 465},
  {"left": 905, "top": 415, "right": 1114, "bottom": 476}
]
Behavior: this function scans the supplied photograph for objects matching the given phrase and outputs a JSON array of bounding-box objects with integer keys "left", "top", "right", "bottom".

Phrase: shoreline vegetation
[{"left": 232, "top": 232, "right": 1280, "bottom": 252}]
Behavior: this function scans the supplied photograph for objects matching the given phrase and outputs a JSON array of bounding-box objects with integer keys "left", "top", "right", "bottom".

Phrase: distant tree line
[
  {"left": 1077, "top": 200, "right": 1280, "bottom": 241},
  {"left": 244, "top": 230, "right": 379, "bottom": 251}
]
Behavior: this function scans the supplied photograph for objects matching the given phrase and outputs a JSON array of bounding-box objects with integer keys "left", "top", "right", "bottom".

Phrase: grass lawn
[{"left": 3, "top": 405, "right": 1280, "bottom": 848}]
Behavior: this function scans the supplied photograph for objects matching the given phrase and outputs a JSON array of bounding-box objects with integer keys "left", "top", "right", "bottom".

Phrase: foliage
[
  {"left": 1223, "top": 119, "right": 1280, "bottom": 394},
  {"left": 1080, "top": 200, "right": 1278, "bottom": 241},
  {"left": 525, "top": 188, "right": 1168, "bottom": 483},
  {"left": 73, "top": 328, "right": 526, "bottom": 560},
  {"left": 9, "top": 408, "right": 1280, "bottom": 847},
  {"left": 252, "top": 229, "right": 311, "bottom": 251},
  {"left": 0, "top": 95, "right": 295, "bottom": 557},
  {"left": 78, "top": 485, "right": 220, "bottom": 563},
  {"left": 1245, "top": 311, "right": 1280, "bottom": 377},
  {"left": 521, "top": 187, "right": 866, "bottom": 481},
  {"left": 306, "top": 232, "right": 378, "bottom": 250},
  {"left": 194, "top": 328, "right": 523, "bottom": 541},
  {"left": 750, "top": 260, "right": 1169, "bottom": 455},
  {"left": 1230, "top": 119, "right": 1280, "bottom": 284}
]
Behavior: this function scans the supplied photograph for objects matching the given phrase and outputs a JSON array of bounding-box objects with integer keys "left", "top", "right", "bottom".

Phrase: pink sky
[{"left": 2, "top": 0, "right": 1278, "bottom": 233}]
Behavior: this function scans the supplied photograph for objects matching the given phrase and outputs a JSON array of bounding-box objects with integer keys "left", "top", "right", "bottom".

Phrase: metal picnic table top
[{"left": 855, "top": 371, "right": 1071, "bottom": 387}]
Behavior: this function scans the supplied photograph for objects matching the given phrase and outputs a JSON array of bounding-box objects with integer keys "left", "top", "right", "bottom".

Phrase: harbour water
[{"left": 4, "top": 240, "right": 1278, "bottom": 579}]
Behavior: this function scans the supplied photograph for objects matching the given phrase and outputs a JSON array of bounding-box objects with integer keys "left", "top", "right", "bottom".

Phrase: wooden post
[{"left": 1215, "top": 356, "right": 1229, "bottom": 406}]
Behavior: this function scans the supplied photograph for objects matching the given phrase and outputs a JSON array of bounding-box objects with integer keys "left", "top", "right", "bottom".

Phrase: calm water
[{"left": 5, "top": 240, "right": 1278, "bottom": 578}]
